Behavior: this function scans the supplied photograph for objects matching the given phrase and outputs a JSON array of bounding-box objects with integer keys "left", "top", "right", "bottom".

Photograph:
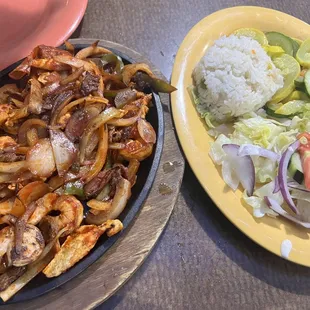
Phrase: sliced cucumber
[
  {"left": 304, "top": 70, "right": 310, "bottom": 96},
  {"left": 265, "top": 102, "right": 288, "bottom": 118},
  {"left": 294, "top": 76, "right": 305, "bottom": 89},
  {"left": 266, "top": 32, "right": 294, "bottom": 56},
  {"left": 265, "top": 107, "right": 289, "bottom": 118},
  {"left": 288, "top": 153, "right": 304, "bottom": 184},
  {"left": 266, "top": 99, "right": 310, "bottom": 119},
  {"left": 296, "top": 38, "right": 310, "bottom": 67},
  {"left": 291, "top": 39, "right": 300, "bottom": 57}
]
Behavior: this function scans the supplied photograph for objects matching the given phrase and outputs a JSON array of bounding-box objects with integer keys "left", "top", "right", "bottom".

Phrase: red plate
[{"left": 0, "top": 0, "right": 88, "bottom": 70}]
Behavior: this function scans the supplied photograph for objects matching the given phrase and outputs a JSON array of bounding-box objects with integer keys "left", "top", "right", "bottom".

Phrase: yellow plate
[{"left": 171, "top": 6, "right": 310, "bottom": 266}]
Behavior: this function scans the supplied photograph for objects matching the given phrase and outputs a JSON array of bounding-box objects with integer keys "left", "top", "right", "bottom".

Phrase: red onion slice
[
  {"left": 288, "top": 181, "right": 310, "bottom": 193},
  {"left": 278, "top": 140, "right": 300, "bottom": 214},
  {"left": 222, "top": 144, "right": 255, "bottom": 196},
  {"left": 238, "top": 144, "right": 280, "bottom": 161},
  {"left": 265, "top": 196, "right": 310, "bottom": 228},
  {"left": 273, "top": 176, "right": 280, "bottom": 194}
]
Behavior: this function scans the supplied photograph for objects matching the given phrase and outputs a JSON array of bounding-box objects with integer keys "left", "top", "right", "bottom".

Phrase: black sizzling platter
[{"left": 0, "top": 43, "right": 164, "bottom": 304}]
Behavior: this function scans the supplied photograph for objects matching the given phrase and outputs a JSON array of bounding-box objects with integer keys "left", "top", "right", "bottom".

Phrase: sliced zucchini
[
  {"left": 296, "top": 38, "right": 310, "bottom": 67},
  {"left": 291, "top": 39, "right": 300, "bottom": 57},
  {"left": 283, "top": 90, "right": 309, "bottom": 103},
  {"left": 274, "top": 100, "right": 306, "bottom": 116},
  {"left": 270, "top": 54, "right": 301, "bottom": 103},
  {"left": 265, "top": 32, "right": 294, "bottom": 56},
  {"left": 264, "top": 45, "right": 285, "bottom": 57},
  {"left": 294, "top": 76, "right": 305, "bottom": 90},
  {"left": 265, "top": 102, "right": 288, "bottom": 118},
  {"left": 304, "top": 70, "right": 310, "bottom": 96},
  {"left": 265, "top": 107, "right": 289, "bottom": 119},
  {"left": 233, "top": 28, "right": 268, "bottom": 45}
]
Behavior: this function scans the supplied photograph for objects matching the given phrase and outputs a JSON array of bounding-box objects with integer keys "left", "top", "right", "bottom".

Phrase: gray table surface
[{"left": 74, "top": 0, "right": 310, "bottom": 309}]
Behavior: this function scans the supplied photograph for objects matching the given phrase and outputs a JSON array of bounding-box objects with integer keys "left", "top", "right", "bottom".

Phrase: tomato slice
[{"left": 298, "top": 133, "right": 310, "bottom": 189}]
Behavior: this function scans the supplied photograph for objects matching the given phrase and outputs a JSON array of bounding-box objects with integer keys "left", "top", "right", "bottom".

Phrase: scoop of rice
[{"left": 192, "top": 35, "right": 284, "bottom": 123}]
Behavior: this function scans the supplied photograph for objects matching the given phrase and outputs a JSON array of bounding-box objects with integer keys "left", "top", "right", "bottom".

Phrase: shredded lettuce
[
  {"left": 208, "top": 110, "right": 310, "bottom": 219},
  {"left": 253, "top": 157, "right": 277, "bottom": 183},
  {"left": 210, "top": 117, "right": 291, "bottom": 184},
  {"left": 272, "top": 129, "right": 299, "bottom": 153},
  {"left": 243, "top": 181, "right": 281, "bottom": 218},
  {"left": 188, "top": 85, "right": 219, "bottom": 128},
  {"left": 204, "top": 113, "right": 217, "bottom": 128},
  {"left": 188, "top": 85, "right": 200, "bottom": 106},
  {"left": 208, "top": 123, "right": 234, "bottom": 138},
  {"left": 232, "top": 116, "right": 285, "bottom": 148},
  {"left": 291, "top": 113, "right": 310, "bottom": 132},
  {"left": 209, "top": 134, "right": 232, "bottom": 165}
]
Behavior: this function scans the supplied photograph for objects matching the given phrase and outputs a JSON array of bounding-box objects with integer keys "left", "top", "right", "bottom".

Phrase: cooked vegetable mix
[{"left": 0, "top": 41, "right": 176, "bottom": 301}]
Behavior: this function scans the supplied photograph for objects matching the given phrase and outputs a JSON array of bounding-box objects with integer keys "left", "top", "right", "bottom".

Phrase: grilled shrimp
[
  {"left": 28, "top": 194, "right": 83, "bottom": 239},
  {"left": 27, "top": 193, "right": 58, "bottom": 225}
]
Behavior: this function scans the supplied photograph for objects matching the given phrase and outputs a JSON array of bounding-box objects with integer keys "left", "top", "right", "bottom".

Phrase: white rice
[{"left": 192, "top": 35, "right": 284, "bottom": 123}]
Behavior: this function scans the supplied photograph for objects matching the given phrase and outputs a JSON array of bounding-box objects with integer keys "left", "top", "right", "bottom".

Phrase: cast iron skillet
[{"left": 0, "top": 44, "right": 164, "bottom": 304}]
